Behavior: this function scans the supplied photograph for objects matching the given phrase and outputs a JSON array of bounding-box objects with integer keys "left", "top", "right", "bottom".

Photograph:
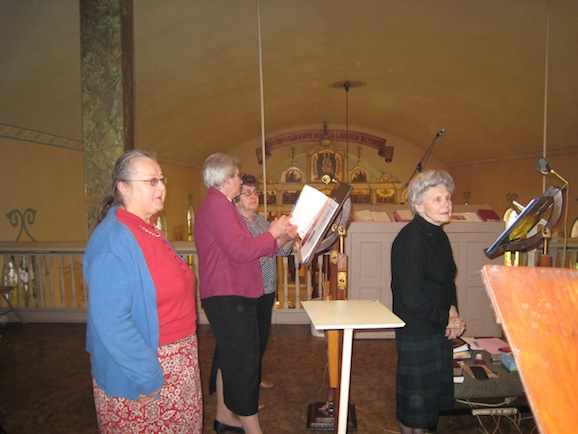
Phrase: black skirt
[
  {"left": 395, "top": 334, "right": 454, "bottom": 428},
  {"left": 203, "top": 295, "right": 260, "bottom": 416}
]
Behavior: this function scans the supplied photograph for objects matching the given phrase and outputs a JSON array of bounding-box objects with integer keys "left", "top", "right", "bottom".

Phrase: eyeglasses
[
  {"left": 239, "top": 190, "right": 259, "bottom": 197},
  {"left": 124, "top": 177, "right": 168, "bottom": 187}
]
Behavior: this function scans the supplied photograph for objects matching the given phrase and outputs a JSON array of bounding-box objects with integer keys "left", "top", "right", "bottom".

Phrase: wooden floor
[{"left": 0, "top": 322, "right": 537, "bottom": 433}]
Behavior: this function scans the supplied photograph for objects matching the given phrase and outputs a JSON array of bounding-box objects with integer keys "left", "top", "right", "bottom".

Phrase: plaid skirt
[
  {"left": 395, "top": 334, "right": 454, "bottom": 428},
  {"left": 93, "top": 334, "right": 203, "bottom": 434}
]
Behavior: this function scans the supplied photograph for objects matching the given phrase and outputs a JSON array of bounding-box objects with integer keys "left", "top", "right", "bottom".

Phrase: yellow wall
[
  {"left": 2, "top": 135, "right": 575, "bottom": 243},
  {"left": 451, "top": 154, "right": 577, "bottom": 237},
  {"left": 0, "top": 138, "right": 201, "bottom": 242},
  {"left": 1, "top": 139, "right": 86, "bottom": 241}
]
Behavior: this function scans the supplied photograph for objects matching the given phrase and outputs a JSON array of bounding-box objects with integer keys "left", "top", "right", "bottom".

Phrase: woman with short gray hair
[
  {"left": 391, "top": 169, "right": 465, "bottom": 434},
  {"left": 195, "top": 153, "right": 297, "bottom": 434},
  {"left": 202, "top": 153, "right": 239, "bottom": 189},
  {"left": 407, "top": 169, "right": 455, "bottom": 214}
]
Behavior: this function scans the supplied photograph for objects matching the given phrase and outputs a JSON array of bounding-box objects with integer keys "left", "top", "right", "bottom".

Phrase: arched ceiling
[{"left": 2, "top": 0, "right": 578, "bottom": 168}]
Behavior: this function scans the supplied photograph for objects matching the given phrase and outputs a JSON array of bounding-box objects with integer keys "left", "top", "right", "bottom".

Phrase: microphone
[
  {"left": 436, "top": 128, "right": 445, "bottom": 138},
  {"left": 537, "top": 157, "right": 551, "bottom": 175},
  {"left": 537, "top": 157, "right": 568, "bottom": 186}
]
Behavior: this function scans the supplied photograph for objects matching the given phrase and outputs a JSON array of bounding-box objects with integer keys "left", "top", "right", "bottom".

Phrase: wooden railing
[{"left": 0, "top": 241, "right": 325, "bottom": 325}]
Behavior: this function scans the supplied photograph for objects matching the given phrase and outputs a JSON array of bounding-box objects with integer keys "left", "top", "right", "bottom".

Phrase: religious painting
[
  {"left": 376, "top": 189, "right": 396, "bottom": 204},
  {"left": 262, "top": 190, "right": 276, "bottom": 205},
  {"left": 308, "top": 149, "right": 344, "bottom": 182},
  {"left": 282, "top": 190, "right": 300, "bottom": 204},
  {"left": 376, "top": 173, "right": 399, "bottom": 204},
  {"left": 351, "top": 189, "right": 371, "bottom": 204},
  {"left": 350, "top": 167, "right": 368, "bottom": 183},
  {"left": 281, "top": 166, "right": 303, "bottom": 183}
]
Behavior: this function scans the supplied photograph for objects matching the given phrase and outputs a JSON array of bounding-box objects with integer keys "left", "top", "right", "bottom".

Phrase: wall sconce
[
  {"left": 378, "top": 145, "right": 394, "bottom": 163},
  {"left": 255, "top": 147, "right": 271, "bottom": 165}
]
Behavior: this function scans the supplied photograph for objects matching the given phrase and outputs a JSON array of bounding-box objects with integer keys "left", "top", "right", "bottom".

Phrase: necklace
[{"left": 138, "top": 224, "right": 161, "bottom": 238}]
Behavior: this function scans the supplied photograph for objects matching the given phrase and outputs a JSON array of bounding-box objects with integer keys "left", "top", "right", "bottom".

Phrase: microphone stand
[
  {"left": 401, "top": 130, "right": 445, "bottom": 192},
  {"left": 537, "top": 157, "right": 569, "bottom": 266}
]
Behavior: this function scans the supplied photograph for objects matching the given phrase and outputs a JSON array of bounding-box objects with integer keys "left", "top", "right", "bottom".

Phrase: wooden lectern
[
  {"left": 301, "top": 182, "right": 406, "bottom": 434},
  {"left": 481, "top": 265, "right": 578, "bottom": 434},
  {"left": 296, "top": 180, "right": 354, "bottom": 432}
]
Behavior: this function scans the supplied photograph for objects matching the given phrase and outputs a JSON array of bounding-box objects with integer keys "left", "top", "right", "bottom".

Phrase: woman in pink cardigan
[{"left": 194, "top": 153, "right": 296, "bottom": 434}]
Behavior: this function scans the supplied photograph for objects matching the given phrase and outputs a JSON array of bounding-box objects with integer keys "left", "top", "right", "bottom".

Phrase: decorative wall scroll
[{"left": 265, "top": 129, "right": 386, "bottom": 153}]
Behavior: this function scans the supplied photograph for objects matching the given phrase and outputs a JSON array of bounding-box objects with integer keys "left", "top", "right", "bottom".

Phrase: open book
[
  {"left": 353, "top": 209, "right": 391, "bottom": 222},
  {"left": 289, "top": 184, "right": 351, "bottom": 265},
  {"left": 393, "top": 209, "right": 414, "bottom": 222}
]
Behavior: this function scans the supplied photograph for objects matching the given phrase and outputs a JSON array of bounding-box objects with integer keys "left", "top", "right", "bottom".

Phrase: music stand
[
  {"left": 304, "top": 182, "right": 353, "bottom": 432},
  {"left": 300, "top": 182, "right": 353, "bottom": 265},
  {"left": 485, "top": 185, "right": 566, "bottom": 259}
]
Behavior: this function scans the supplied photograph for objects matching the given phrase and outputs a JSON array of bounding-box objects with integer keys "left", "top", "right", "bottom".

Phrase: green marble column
[{"left": 80, "top": 0, "right": 134, "bottom": 234}]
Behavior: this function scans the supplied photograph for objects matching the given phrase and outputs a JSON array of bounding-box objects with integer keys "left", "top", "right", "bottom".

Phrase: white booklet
[{"left": 289, "top": 185, "right": 339, "bottom": 265}]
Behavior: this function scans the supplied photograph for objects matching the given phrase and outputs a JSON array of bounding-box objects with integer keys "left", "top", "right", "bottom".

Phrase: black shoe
[{"left": 214, "top": 419, "right": 245, "bottom": 433}]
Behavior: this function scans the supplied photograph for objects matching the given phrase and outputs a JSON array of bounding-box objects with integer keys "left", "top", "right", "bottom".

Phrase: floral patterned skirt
[{"left": 93, "top": 334, "right": 203, "bottom": 433}]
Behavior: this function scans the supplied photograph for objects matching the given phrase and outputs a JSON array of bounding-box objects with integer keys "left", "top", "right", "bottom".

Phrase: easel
[{"left": 304, "top": 181, "right": 355, "bottom": 432}]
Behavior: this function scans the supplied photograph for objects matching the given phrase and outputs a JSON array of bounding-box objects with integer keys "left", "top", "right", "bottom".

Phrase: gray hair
[
  {"left": 407, "top": 169, "right": 455, "bottom": 213},
  {"left": 96, "top": 149, "right": 157, "bottom": 223},
  {"left": 202, "top": 153, "right": 238, "bottom": 188}
]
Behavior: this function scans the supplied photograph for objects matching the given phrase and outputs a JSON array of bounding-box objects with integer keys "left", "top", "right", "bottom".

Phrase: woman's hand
[
  {"left": 445, "top": 305, "right": 465, "bottom": 340},
  {"left": 268, "top": 215, "right": 298, "bottom": 240},
  {"left": 138, "top": 388, "right": 161, "bottom": 406}
]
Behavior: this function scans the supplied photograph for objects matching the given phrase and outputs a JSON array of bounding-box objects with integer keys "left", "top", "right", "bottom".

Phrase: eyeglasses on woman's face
[
  {"left": 239, "top": 189, "right": 259, "bottom": 197},
  {"left": 124, "top": 177, "right": 168, "bottom": 187}
]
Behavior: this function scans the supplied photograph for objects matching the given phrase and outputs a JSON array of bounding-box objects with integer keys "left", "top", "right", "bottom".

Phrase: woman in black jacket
[{"left": 391, "top": 169, "right": 466, "bottom": 434}]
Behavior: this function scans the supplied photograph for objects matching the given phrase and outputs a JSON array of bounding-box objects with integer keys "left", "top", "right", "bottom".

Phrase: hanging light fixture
[{"left": 331, "top": 81, "right": 363, "bottom": 177}]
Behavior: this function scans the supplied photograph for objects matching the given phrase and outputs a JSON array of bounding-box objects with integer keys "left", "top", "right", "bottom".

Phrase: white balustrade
[{"left": 0, "top": 242, "right": 328, "bottom": 324}]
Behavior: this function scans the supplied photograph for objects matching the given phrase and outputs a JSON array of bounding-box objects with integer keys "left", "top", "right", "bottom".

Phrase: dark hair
[
  {"left": 95, "top": 149, "right": 157, "bottom": 224},
  {"left": 233, "top": 173, "right": 258, "bottom": 203}
]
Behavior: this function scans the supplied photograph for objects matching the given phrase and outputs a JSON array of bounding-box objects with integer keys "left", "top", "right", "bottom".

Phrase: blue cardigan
[{"left": 84, "top": 206, "right": 164, "bottom": 400}]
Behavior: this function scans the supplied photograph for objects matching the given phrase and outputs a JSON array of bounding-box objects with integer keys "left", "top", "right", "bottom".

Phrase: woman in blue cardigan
[{"left": 85, "top": 150, "right": 202, "bottom": 433}]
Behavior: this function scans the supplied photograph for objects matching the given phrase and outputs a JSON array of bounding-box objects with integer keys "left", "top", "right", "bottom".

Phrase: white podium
[{"left": 302, "top": 299, "right": 405, "bottom": 433}]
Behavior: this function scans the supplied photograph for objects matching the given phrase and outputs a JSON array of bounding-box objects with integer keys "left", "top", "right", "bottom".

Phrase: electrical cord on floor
[
  {"left": 474, "top": 412, "right": 529, "bottom": 434},
  {"left": 316, "top": 362, "right": 329, "bottom": 400},
  {"left": 458, "top": 398, "right": 535, "bottom": 434},
  {"left": 354, "top": 405, "right": 400, "bottom": 434},
  {"left": 315, "top": 363, "right": 401, "bottom": 433},
  {"left": 456, "top": 397, "right": 519, "bottom": 408}
]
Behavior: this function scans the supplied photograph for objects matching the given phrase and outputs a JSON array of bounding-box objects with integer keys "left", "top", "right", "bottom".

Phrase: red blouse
[{"left": 117, "top": 209, "right": 197, "bottom": 345}]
